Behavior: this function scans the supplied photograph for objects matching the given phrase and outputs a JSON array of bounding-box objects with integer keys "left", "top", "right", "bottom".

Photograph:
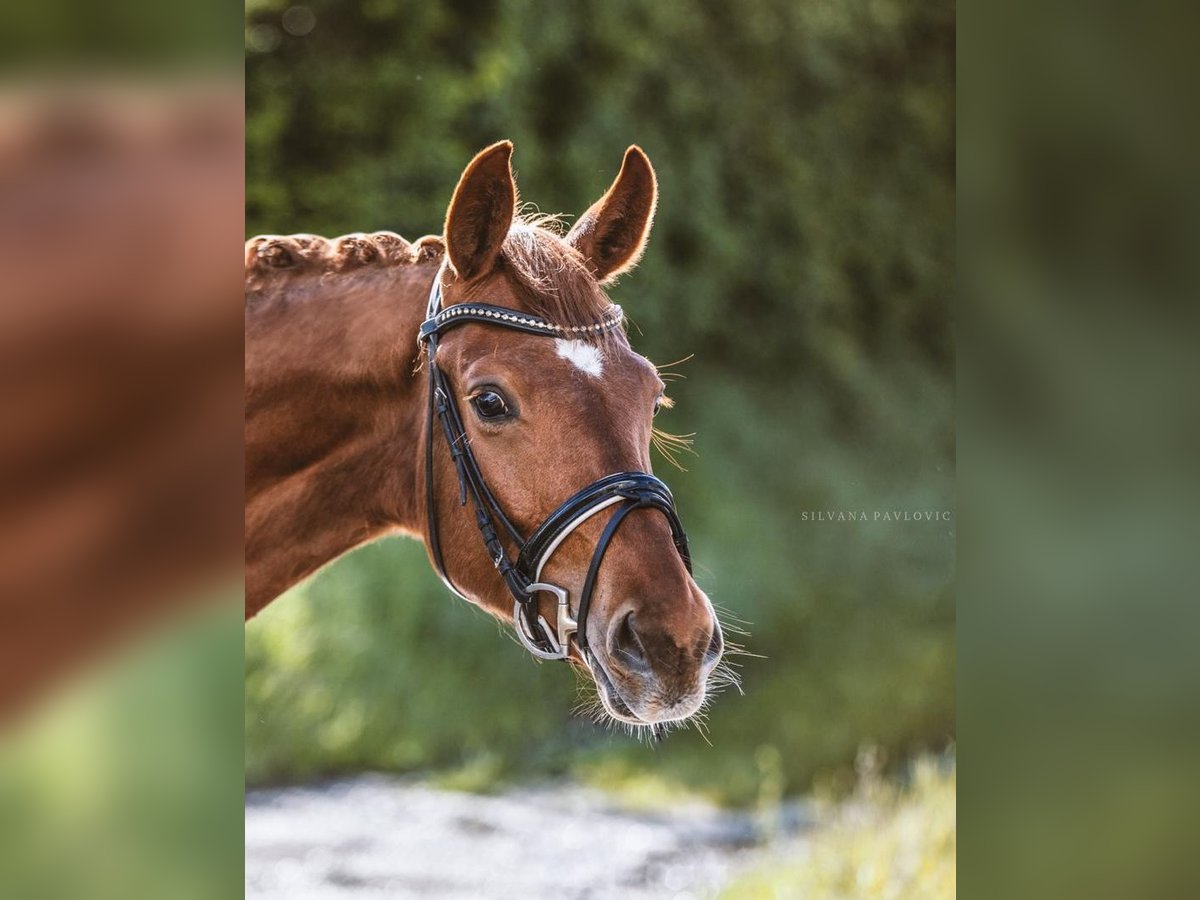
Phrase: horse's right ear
[{"left": 443, "top": 141, "right": 516, "bottom": 281}]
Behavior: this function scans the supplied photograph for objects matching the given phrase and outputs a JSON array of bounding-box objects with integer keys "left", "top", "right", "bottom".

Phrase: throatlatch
[{"left": 418, "top": 267, "right": 691, "bottom": 661}]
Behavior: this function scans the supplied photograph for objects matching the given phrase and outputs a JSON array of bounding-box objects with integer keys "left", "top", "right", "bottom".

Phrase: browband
[{"left": 420, "top": 301, "right": 625, "bottom": 344}]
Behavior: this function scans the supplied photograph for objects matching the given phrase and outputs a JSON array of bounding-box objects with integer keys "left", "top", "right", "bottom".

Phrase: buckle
[{"left": 514, "top": 582, "right": 577, "bottom": 661}]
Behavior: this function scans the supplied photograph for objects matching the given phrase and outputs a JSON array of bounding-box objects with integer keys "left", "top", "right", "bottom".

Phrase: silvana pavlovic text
[{"left": 800, "top": 510, "right": 953, "bottom": 522}]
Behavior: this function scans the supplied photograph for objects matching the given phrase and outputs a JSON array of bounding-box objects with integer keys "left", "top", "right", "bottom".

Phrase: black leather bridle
[{"left": 418, "top": 266, "right": 692, "bottom": 662}]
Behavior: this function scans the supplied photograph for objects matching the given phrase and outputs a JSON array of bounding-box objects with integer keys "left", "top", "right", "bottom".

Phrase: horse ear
[
  {"left": 567, "top": 146, "right": 658, "bottom": 283},
  {"left": 444, "top": 141, "right": 517, "bottom": 280}
]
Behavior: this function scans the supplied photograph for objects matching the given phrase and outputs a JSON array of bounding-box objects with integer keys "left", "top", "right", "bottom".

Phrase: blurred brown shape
[{"left": 0, "top": 81, "right": 243, "bottom": 722}]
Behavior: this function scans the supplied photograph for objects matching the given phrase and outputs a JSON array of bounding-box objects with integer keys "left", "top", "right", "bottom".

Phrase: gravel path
[{"left": 246, "top": 775, "right": 813, "bottom": 899}]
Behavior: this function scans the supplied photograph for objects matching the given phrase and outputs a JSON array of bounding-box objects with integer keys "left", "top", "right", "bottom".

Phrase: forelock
[{"left": 499, "top": 218, "right": 620, "bottom": 342}]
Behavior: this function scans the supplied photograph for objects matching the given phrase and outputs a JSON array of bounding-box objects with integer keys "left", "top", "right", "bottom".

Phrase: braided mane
[
  {"left": 244, "top": 231, "right": 441, "bottom": 285},
  {"left": 245, "top": 217, "right": 618, "bottom": 337}
]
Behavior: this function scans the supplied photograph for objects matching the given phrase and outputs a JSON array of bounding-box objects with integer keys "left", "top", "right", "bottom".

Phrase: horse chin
[
  {"left": 597, "top": 686, "right": 646, "bottom": 726},
  {"left": 584, "top": 648, "right": 702, "bottom": 728}
]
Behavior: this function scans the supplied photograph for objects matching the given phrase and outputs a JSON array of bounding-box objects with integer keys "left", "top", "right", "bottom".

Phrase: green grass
[{"left": 723, "top": 758, "right": 956, "bottom": 900}]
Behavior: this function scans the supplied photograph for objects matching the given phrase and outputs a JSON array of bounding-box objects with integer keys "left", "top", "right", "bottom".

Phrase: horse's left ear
[{"left": 567, "top": 146, "right": 658, "bottom": 284}]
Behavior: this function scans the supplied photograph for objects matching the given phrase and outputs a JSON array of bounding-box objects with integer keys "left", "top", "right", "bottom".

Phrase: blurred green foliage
[
  {"left": 245, "top": 0, "right": 954, "bottom": 802},
  {"left": 0, "top": 601, "right": 243, "bottom": 900},
  {"left": 1, "top": 0, "right": 240, "bottom": 70},
  {"left": 722, "top": 757, "right": 956, "bottom": 899}
]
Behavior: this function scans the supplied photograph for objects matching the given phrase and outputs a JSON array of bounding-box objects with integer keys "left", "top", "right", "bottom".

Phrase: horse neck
[{"left": 244, "top": 263, "right": 434, "bottom": 616}]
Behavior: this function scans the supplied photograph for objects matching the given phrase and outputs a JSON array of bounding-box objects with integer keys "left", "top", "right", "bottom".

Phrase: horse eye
[{"left": 471, "top": 389, "right": 512, "bottom": 421}]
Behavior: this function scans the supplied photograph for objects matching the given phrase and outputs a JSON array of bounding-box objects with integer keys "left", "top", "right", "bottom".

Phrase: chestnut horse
[{"left": 245, "top": 142, "right": 723, "bottom": 726}]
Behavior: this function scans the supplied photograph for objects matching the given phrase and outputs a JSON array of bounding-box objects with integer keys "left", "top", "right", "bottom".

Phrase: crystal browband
[{"left": 419, "top": 301, "right": 624, "bottom": 345}]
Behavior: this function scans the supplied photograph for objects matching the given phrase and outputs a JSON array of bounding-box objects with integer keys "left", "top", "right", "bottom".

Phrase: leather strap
[{"left": 517, "top": 473, "right": 690, "bottom": 579}]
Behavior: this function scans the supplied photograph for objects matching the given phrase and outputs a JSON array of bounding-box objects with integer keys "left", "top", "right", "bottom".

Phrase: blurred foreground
[
  {"left": 0, "top": 600, "right": 243, "bottom": 899},
  {"left": 245, "top": 758, "right": 954, "bottom": 900}
]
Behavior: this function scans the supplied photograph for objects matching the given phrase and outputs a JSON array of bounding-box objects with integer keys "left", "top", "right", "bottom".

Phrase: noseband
[{"left": 418, "top": 267, "right": 692, "bottom": 662}]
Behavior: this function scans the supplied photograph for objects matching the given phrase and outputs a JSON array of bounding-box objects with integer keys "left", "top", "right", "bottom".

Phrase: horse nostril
[
  {"left": 704, "top": 621, "right": 725, "bottom": 667},
  {"left": 610, "top": 611, "right": 651, "bottom": 674}
]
